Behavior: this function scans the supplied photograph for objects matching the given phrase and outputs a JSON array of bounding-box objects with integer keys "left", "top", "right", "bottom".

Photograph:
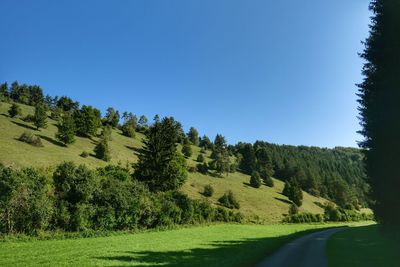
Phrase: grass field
[
  {"left": 327, "top": 224, "right": 399, "bottom": 267},
  {"left": 0, "top": 223, "right": 348, "bottom": 267},
  {"left": 0, "top": 101, "right": 328, "bottom": 223}
]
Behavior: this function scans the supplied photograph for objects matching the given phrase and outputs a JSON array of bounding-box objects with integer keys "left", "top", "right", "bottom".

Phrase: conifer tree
[
  {"left": 33, "top": 104, "right": 47, "bottom": 130},
  {"left": 8, "top": 103, "right": 21, "bottom": 118}
]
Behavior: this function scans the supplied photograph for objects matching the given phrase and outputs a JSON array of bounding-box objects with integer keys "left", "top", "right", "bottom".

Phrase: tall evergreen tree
[
  {"left": 73, "top": 105, "right": 99, "bottom": 137},
  {"left": 238, "top": 143, "right": 256, "bottom": 174},
  {"left": 133, "top": 117, "right": 187, "bottom": 192},
  {"left": 357, "top": 0, "right": 400, "bottom": 225},
  {"left": 33, "top": 104, "right": 47, "bottom": 130},
  {"left": 55, "top": 114, "right": 76, "bottom": 146},
  {"left": 0, "top": 82, "right": 8, "bottom": 100}
]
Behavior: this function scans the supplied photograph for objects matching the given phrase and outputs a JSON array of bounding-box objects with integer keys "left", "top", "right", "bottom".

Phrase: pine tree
[
  {"left": 133, "top": 116, "right": 187, "bottom": 192},
  {"left": 357, "top": 0, "right": 400, "bottom": 226},
  {"left": 55, "top": 114, "right": 76, "bottom": 146},
  {"left": 33, "top": 104, "right": 47, "bottom": 130}
]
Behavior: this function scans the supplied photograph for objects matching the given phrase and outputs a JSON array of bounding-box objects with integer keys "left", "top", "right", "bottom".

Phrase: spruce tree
[
  {"left": 357, "top": 0, "right": 400, "bottom": 226},
  {"left": 55, "top": 114, "right": 76, "bottom": 146},
  {"left": 33, "top": 104, "right": 47, "bottom": 130},
  {"left": 94, "top": 138, "right": 111, "bottom": 162},
  {"left": 133, "top": 116, "right": 187, "bottom": 192},
  {"left": 182, "top": 138, "right": 192, "bottom": 158}
]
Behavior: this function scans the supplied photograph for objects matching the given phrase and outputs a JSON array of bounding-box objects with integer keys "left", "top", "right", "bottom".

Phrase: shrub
[
  {"left": 8, "top": 103, "right": 22, "bottom": 118},
  {"left": 284, "top": 212, "right": 324, "bottom": 223},
  {"left": 94, "top": 139, "right": 111, "bottom": 162},
  {"left": 80, "top": 151, "right": 89, "bottom": 158},
  {"left": 203, "top": 184, "right": 214, "bottom": 197},
  {"left": 121, "top": 123, "right": 135, "bottom": 138},
  {"left": 196, "top": 162, "right": 208, "bottom": 174},
  {"left": 182, "top": 141, "right": 192, "bottom": 158},
  {"left": 18, "top": 131, "right": 43, "bottom": 147},
  {"left": 197, "top": 154, "right": 205, "bottom": 162},
  {"left": 218, "top": 190, "right": 240, "bottom": 209},
  {"left": 188, "top": 166, "right": 197, "bottom": 173},
  {"left": 289, "top": 204, "right": 299, "bottom": 215},
  {"left": 263, "top": 176, "right": 274, "bottom": 187},
  {"left": 250, "top": 171, "right": 262, "bottom": 188}
]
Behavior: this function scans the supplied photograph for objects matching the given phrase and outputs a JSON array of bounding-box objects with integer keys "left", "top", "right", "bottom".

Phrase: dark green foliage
[
  {"left": 50, "top": 107, "right": 63, "bottom": 121},
  {"left": 289, "top": 204, "right": 299, "bottom": 215},
  {"left": 0, "top": 82, "right": 8, "bottom": 101},
  {"left": 104, "top": 107, "right": 120, "bottom": 128},
  {"left": 134, "top": 117, "right": 188, "bottom": 192},
  {"left": 73, "top": 105, "right": 101, "bottom": 137},
  {"left": 80, "top": 151, "right": 89, "bottom": 158},
  {"left": 197, "top": 154, "right": 205, "bottom": 162},
  {"left": 121, "top": 112, "right": 137, "bottom": 138},
  {"left": 250, "top": 171, "right": 262, "bottom": 188},
  {"left": 218, "top": 190, "right": 240, "bottom": 209},
  {"left": 18, "top": 131, "right": 43, "bottom": 147},
  {"left": 263, "top": 175, "right": 274, "bottom": 187},
  {"left": 55, "top": 114, "right": 76, "bottom": 146},
  {"left": 121, "top": 123, "right": 135, "bottom": 138},
  {"left": 283, "top": 180, "right": 303, "bottom": 207},
  {"left": 33, "top": 104, "right": 47, "bottom": 130},
  {"left": 182, "top": 138, "right": 192, "bottom": 158},
  {"left": 8, "top": 103, "right": 21, "bottom": 118},
  {"left": 56, "top": 96, "right": 79, "bottom": 112},
  {"left": 196, "top": 162, "right": 209, "bottom": 174},
  {"left": 200, "top": 135, "right": 212, "bottom": 150},
  {"left": 284, "top": 212, "right": 324, "bottom": 223},
  {"left": 323, "top": 203, "right": 374, "bottom": 222},
  {"left": 94, "top": 138, "right": 111, "bottom": 162},
  {"left": 138, "top": 115, "right": 148, "bottom": 132},
  {"left": 203, "top": 184, "right": 214, "bottom": 197},
  {"left": 357, "top": 0, "right": 400, "bottom": 226},
  {"left": 237, "top": 143, "right": 256, "bottom": 174},
  {"left": 101, "top": 125, "right": 112, "bottom": 141},
  {"left": 249, "top": 141, "right": 369, "bottom": 208},
  {"left": 187, "top": 127, "right": 199, "bottom": 146},
  {"left": 8, "top": 82, "right": 44, "bottom": 106}
]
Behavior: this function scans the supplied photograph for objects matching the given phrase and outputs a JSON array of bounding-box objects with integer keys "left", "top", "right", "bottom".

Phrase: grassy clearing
[
  {"left": 0, "top": 101, "right": 328, "bottom": 223},
  {"left": 327, "top": 224, "right": 399, "bottom": 267},
  {"left": 0, "top": 223, "right": 348, "bottom": 267}
]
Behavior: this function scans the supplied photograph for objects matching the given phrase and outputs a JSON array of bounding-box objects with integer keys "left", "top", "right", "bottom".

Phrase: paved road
[{"left": 255, "top": 227, "right": 346, "bottom": 267}]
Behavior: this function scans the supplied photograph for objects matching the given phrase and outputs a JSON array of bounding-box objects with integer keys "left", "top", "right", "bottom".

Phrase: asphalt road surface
[{"left": 255, "top": 227, "right": 346, "bottom": 267}]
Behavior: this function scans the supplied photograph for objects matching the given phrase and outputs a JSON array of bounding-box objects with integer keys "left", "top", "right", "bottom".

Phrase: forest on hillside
[{"left": 0, "top": 81, "right": 370, "bottom": 212}]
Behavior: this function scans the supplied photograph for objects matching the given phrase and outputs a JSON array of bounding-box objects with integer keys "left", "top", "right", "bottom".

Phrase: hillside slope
[{"left": 0, "top": 101, "right": 327, "bottom": 223}]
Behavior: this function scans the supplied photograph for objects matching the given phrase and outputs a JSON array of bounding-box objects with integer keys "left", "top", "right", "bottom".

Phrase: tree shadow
[
  {"left": 125, "top": 145, "right": 141, "bottom": 153},
  {"left": 313, "top": 201, "right": 326, "bottom": 209},
  {"left": 274, "top": 197, "right": 292, "bottom": 205},
  {"left": 11, "top": 120, "right": 37, "bottom": 130},
  {"left": 38, "top": 135, "right": 66, "bottom": 147},
  {"left": 93, "top": 228, "right": 342, "bottom": 267}
]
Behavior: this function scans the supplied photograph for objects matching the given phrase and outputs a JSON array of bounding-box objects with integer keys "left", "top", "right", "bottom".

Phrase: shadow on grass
[
  {"left": 11, "top": 120, "right": 37, "bottom": 130},
  {"left": 274, "top": 197, "right": 292, "bottom": 205},
  {"left": 313, "top": 201, "right": 325, "bottom": 209},
  {"left": 38, "top": 135, "right": 66, "bottom": 147},
  {"left": 94, "top": 228, "right": 336, "bottom": 267}
]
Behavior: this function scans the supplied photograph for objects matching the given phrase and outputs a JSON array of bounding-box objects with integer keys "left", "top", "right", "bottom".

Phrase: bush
[
  {"left": 218, "top": 190, "right": 240, "bottom": 209},
  {"left": 121, "top": 123, "right": 135, "bottom": 138},
  {"left": 8, "top": 103, "right": 22, "bottom": 118},
  {"left": 18, "top": 131, "right": 43, "bottom": 147},
  {"left": 263, "top": 176, "right": 274, "bottom": 187},
  {"left": 197, "top": 154, "right": 205, "bottom": 162},
  {"left": 94, "top": 139, "right": 111, "bottom": 162},
  {"left": 80, "top": 151, "right": 89, "bottom": 158},
  {"left": 196, "top": 162, "right": 208, "bottom": 174},
  {"left": 203, "top": 184, "right": 214, "bottom": 197},
  {"left": 289, "top": 204, "right": 299, "bottom": 215},
  {"left": 284, "top": 212, "right": 324, "bottom": 223},
  {"left": 188, "top": 166, "right": 197, "bottom": 173},
  {"left": 250, "top": 171, "right": 262, "bottom": 188}
]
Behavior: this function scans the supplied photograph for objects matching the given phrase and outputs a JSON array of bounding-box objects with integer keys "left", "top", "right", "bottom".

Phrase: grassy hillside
[
  {"left": 0, "top": 101, "right": 328, "bottom": 223},
  {"left": 0, "top": 223, "right": 350, "bottom": 267}
]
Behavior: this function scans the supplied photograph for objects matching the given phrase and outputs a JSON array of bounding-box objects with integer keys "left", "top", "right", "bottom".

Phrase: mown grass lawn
[
  {"left": 0, "top": 224, "right": 345, "bottom": 267},
  {"left": 327, "top": 224, "right": 400, "bottom": 267}
]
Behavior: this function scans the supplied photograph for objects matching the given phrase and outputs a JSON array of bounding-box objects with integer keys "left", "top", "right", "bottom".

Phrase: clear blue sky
[{"left": 0, "top": 0, "right": 371, "bottom": 148}]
